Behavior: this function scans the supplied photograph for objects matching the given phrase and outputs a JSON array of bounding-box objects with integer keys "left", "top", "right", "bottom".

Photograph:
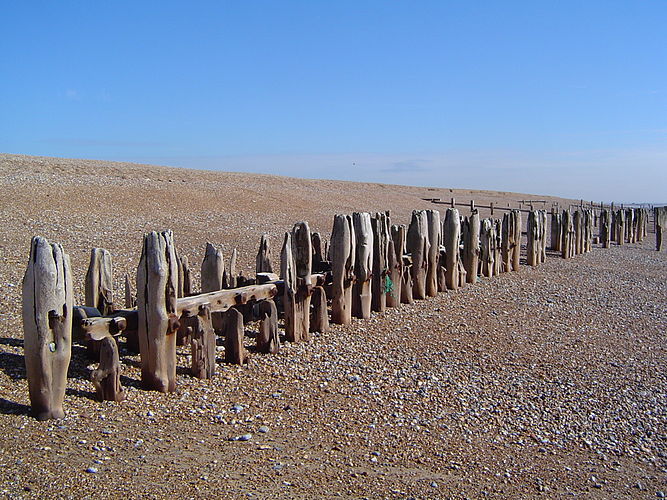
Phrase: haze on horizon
[{"left": 1, "top": 2, "right": 665, "bottom": 203}]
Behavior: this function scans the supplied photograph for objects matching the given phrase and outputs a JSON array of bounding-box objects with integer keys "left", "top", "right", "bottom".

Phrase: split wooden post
[
  {"left": 91, "top": 336, "right": 125, "bottom": 402},
  {"left": 22, "top": 236, "right": 73, "bottom": 420},
  {"left": 461, "top": 211, "right": 480, "bottom": 282},
  {"left": 479, "top": 218, "right": 496, "bottom": 277},
  {"left": 224, "top": 308, "right": 249, "bottom": 364},
  {"left": 443, "top": 208, "right": 461, "bottom": 290},
  {"left": 182, "top": 303, "right": 215, "bottom": 379},
  {"left": 85, "top": 248, "right": 114, "bottom": 315},
  {"left": 371, "top": 212, "right": 391, "bottom": 313},
  {"left": 539, "top": 210, "right": 548, "bottom": 263},
  {"left": 310, "top": 286, "right": 330, "bottom": 334},
  {"left": 330, "top": 214, "right": 356, "bottom": 325},
  {"left": 256, "top": 233, "right": 273, "bottom": 274},
  {"left": 510, "top": 210, "right": 522, "bottom": 271},
  {"left": 406, "top": 210, "right": 429, "bottom": 300},
  {"left": 352, "top": 212, "right": 374, "bottom": 318},
  {"left": 257, "top": 299, "right": 279, "bottom": 354},
  {"left": 584, "top": 210, "right": 593, "bottom": 253},
  {"left": 136, "top": 230, "right": 178, "bottom": 393},
  {"left": 424, "top": 210, "right": 441, "bottom": 297},
  {"left": 201, "top": 242, "right": 225, "bottom": 333},
  {"left": 281, "top": 222, "right": 313, "bottom": 341},
  {"left": 501, "top": 211, "right": 519, "bottom": 272}
]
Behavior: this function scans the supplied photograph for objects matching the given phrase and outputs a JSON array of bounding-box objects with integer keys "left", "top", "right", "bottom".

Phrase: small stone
[
  {"left": 657, "top": 492, "right": 665, "bottom": 498},
  {"left": 232, "top": 404, "right": 244, "bottom": 413},
  {"left": 348, "top": 375, "right": 360, "bottom": 382},
  {"left": 431, "top": 482, "right": 438, "bottom": 488},
  {"left": 258, "top": 426, "right": 269, "bottom": 434},
  {"left": 86, "top": 467, "right": 99, "bottom": 474},
  {"left": 146, "top": 410, "right": 154, "bottom": 417}
]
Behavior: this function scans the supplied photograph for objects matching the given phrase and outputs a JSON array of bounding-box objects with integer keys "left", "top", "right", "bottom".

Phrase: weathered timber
[
  {"left": 406, "top": 210, "right": 429, "bottom": 300},
  {"left": 494, "top": 218, "right": 504, "bottom": 273},
  {"left": 310, "top": 286, "right": 330, "bottom": 334},
  {"left": 185, "top": 304, "right": 215, "bottom": 379},
  {"left": 224, "top": 308, "right": 249, "bottom": 364},
  {"left": 584, "top": 210, "right": 593, "bottom": 253},
  {"left": 462, "top": 211, "right": 481, "bottom": 282},
  {"left": 600, "top": 209, "right": 611, "bottom": 248},
  {"left": 330, "top": 214, "right": 355, "bottom": 325},
  {"left": 443, "top": 208, "right": 461, "bottom": 290},
  {"left": 136, "top": 230, "right": 178, "bottom": 393},
  {"left": 479, "top": 218, "right": 496, "bottom": 278},
  {"left": 526, "top": 211, "right": 540, "bottom": 266},
  {"left": 561, "top": 210, "right": 575, "bottom": 259},
  {"left": 282, "top": 222, "right": 313, "bottom": 342},
  {"left": 85, "top": 248, "right": 114, "bottom": 315},
  {"left": 178, "top": 254, "right": 192, "bottom": 297},
  {"left": 352, "top": 212, "right": 374, "bottom": 318},
  {"left": 80, "top": 316, "right": 127, "bottom": 340},
  {"left": 401, "top": 254, "right": 414, "bottom": 304},
  {"left": 551, "top": 212, "right": 562, "bottom": 252},
  {"left": 371, "top": 212, "right": 391, "bottom": 312},
  {"left": 573, "top": 211, "right": 583, "bottom": 255},
  {"left": 223, "top": 248, "right": 238, "bottom": 289},
  {"left": 176, "top": 284, "right": 278, "bottom": 315},
  {"left": 656, "top": 207, "right": 667, "bottom": 251},
  {"left": 256, "top": 233, "right": 273, "bottom": 274},
  {"left": 201, "top": 242, "right": 225, "bottom": 332},
  {"left": 425, "top": 210, "right": 441, "bottom": 297},
  {"left": 22, "top": 236, "right": 73, "bottom": 420},
  {"left": 311, "top": 232, "right": 325, "bottom": 270},
  {"left": 256, "top": 299, "right": 279, "bottom": 354},
  {"left": 388, "top": 224, "right": 405, "bottom": 307},
  {"left": 91, "top": 336, "right": 125, "bottom": 402},
  {"left": 615, "top": 209, "right": 625, "bottom": 246}
]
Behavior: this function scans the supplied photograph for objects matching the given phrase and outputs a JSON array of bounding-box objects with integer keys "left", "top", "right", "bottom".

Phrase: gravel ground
[{"left": 0, "top": 154, "right": 665, "bottom": 498}]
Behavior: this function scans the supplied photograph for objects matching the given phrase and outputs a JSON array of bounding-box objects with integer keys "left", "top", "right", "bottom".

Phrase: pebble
[
  {"left": 258, "top": 426, "right": 269, "bottom": 434},
  {"left": 86, "top": 467, "right": 99, "bottom": 474}
]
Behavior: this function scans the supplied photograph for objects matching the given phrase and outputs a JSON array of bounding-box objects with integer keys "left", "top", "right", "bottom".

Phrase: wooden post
[
  {"left": 124, "top": 273, "right": 134, "bottom": 308},
  {"left": 443, "top": 208, "right": 461, "bottom": 290},
  {"left": 256, "top": 233, "right": 273, "bottom": 274},
  {"left": 310, "top": 286, "right": 330, "bottom": 334},
  {"left": 371, "top": 212, "right": 390, "bottom": 312},
  {"left": 425, "top": 209, "right": 441, "bottom": 297},
  {"left": 561, "top": 210, "right": 574, "bottom": 259},
  {"left": 224, "top": 308, "right": 248, "bottom": 364},
  {"left": 223, "top": 248, "right": 238, "bottom": 289},
  {"left": 85, "top": 248, "right": 114, "bottom": 315},
  {"left": 655, "top": 207, "right": 667, "bottom": 251},
  {"left": 407, "top": 210, "right": 429, "bottom": 300},
  {"left": 461, "top": 211, "right": 480, "bottom": 282},
  {"left": 311, "top": 232, "right": 325, "bottom": 270},
  {"left": 178, "top": 254, "right": 192, "bottom": 298},
  {"left": 615, "top": 209, "right": 625, "bottom": 246},
  {"left": 136, "top": 230, "right": 178, "bottom": 393},
  {"left": 494, "top": 218, "right": 504, "bottom": 274},
  {"left": 550, "top": 212, "right": 562, "bottom": 252},
  {"left": 181, "top": 303, "right": 215, "bottom": 379},
  {"left": 573, "top": 211, "right": 583, "bottom": 254},
  {"left": 501, "top": 212, "right": 512, "bottom": 272},
  {"left": 600, "top": 209, "right": 611, "bottom": 248},
  {"left": 91, "top": 336, "right": 125, "bottom": 402},
  {"left": 539, "top": 210, "right": 547, "bottom": 263},
  {"left": 352, "top": 212, "right": 373, "bottom": 318},
  {"left": 201, "top": 242, "right": 225, "bottom": 333},
  {"left": 257, "top": 298, "right": 279, "bottom": 354},
  {"left": 490, "top": 202, "right": 494, "bottom": 216},
  {"left": 281, "top": 222, "right": 312, "bottom": 341},
  {"left": 388, "top": 224, "right": 406, "bottom": 306},
  {"left": 22, "top": 236, "right": 73, "bottom": 420},
  {"left": 330, "top": 214, "right": 355, "bottom": 325},
  {"left": 479, "top": 218, "right": 495, "bottom": 277}
]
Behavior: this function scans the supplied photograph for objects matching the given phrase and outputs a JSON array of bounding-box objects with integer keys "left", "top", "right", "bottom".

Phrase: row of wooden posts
[{"left": 20, "top": 205, "right": 656, "bottom": 420}]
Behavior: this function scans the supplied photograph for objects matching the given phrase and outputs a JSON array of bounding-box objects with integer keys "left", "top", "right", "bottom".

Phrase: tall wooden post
[
  {"left": 371, "top": 212, "right": 390, "bottom": 313},
  {"left": 461, "top": 211, "right": 480, "bottom": 282},
  {"left": 187, "top": 304, "right": 215, "bottom": 379},
  {"left": 443, "top": 208, "right": 461, "bottom": 289},
  {"left": 85, "top": 248, "right": 114, "bottom": 315},
  {"left": 282, "top": 222, "right": 313, "bottom": 341},
  {"left": 425, "top": 209, "right": 441, "bottom": 297},
  {"left": 201, "top": 242, "right": 225, "bottom": 333},
  {"left": 330, "top": 214, "right": 355, "bottom": 324},
  {"left": 136, "top": 230, "right": 178, "bottom": 393},
  {"left": 550, "top": 212, "right": 562, "bottom": 252},
  {"left": 390, "top": 224, "right": 409, "bottom": 306},
  {"left": 352, "top": 212, "right": 373, "bottom": 319},
  {"left": 22, "top": 236, "right": 73, "bottom": 420},
  {"left": 407, "top": 210, "right": 429, "bottom": 300},
  {"left": 256, "top": 233, "right": 273, "bottom": 274}
]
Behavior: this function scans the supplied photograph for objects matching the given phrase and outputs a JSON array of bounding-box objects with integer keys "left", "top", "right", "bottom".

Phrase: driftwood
[
  {"left": 425, "top": 210, "right": 441, "bottom": 297},
  {"left": 600, "top": 209, "right": 611, "bottom": 248},
  {"left": 371, "top": 212, "right": 391, "bottom": 312},
  {"left": 256, "top": 299, "right": 279, "bottom": 354},
  {"left": 406, "top": 210, "right": 429, "bottom": 300},
  {"left": 281, "top": 222, "right": 312, "bottom": 342},
  {"left": 479, "top": 218, "right": 496, "bottom": 278},
  {"left": 136, "top": 230, "right": 178, "bottom": 393},
  {"left": 352, "top": 212, "right": 374, "bottom": 318},
  {"left": 224, "top": 308, "right": 249, "bottom": 364},
  {"left": 329, "top": 214, "right": 355, "bottom": 324},
  {"left": 22, "top": 236, "right": 73, "bottom": 420},
  {"left": 461, "top": 211, "right": 480, "bottom": 283},
  {"left": 551, "top": 212, "right": 562, "bottom": 252},
  {"left": 85, "top": 248, "right": 114, "bottom": 315},
  {"left": 91, "top": 336, "right": 125, "bottom": 402},
  {"left": 185, "top": 304, "right": 215, "bottom": 379},
  {"left": 442, "top": 208, "right": 461, "bottom": 290},
  {"left": 201, "top": 242, "right": 225, "bottom": 332},
  {"left": 256, "top": 234, "right": 273, "bottom": 274},
  {"left": 310, "top": 286, "right": 330, "bottom": 334},
  {"left": 656, "top": 207, "right": 667, "bottom": 251},
  {"left": 389, "top": 224, "right": 407, "bottom": 306}
]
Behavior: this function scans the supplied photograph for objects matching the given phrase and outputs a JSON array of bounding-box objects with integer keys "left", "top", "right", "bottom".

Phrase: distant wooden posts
[
  {"left": 371, "top": 212, "right": 391, "bottom": 313},
  {"left": 461, "top": 211, "right": 480, "bottom": 283},
  {"left": 386, "top": 225, "right": 402, "bottom": 307},
  {"left": 256, "top": 233, "right": 273, "bottom": 274},
  {"left": 182, "top": 304, "right": 215, "bottom": 379},
  {"left": 224, "top": 308, "right": 249, "bottom": 364},
  {"left": 656, "top": 207, "right": 667, "bottom": 251},
  {"left": 330, "top": 214, "right": 355, "bottom": 325},
  {"left": 136, "top": 230, "right": 178, "bottom": 393},
  {"left": 85, "top": 248, "right": 114, "bottom": 315},
  {"left": 443, "top": 208, "right": 461, "bottom": 290},
  {"left": 479, "top": 218, "right": 496, "bottom": 278},
  {"left": 352, "top": 212, "right": 373, "bottom": 319},
  {"left": 561, "top": 210, "right": 575, "bottom": 259},
  {"left": 22, "top": 236, "right": 73, "bottom": 420},
  {"left": 257, "top": 299, "right": 279, "bottom": 354},
  {"left": 425, "top": 210, "right": 441, "bottom": 297},
  {"left": 91, "top": 336, "right": 125, "bottom": 402},
  {"left": 281, "top": 221, "right": 313, "bottom": 342},
  {"left": 407, "top": 210, "right": 429, "bottom": 299}
]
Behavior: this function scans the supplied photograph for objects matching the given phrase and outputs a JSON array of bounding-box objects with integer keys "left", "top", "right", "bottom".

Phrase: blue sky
[{"left": 1, "top": 1, "right": 665, "bottom": 202}]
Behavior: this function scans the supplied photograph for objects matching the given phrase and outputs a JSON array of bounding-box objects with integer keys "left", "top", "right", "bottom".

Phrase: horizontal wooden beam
[{"left": 176, "top": 283, "right": 278, "bottom": 315}]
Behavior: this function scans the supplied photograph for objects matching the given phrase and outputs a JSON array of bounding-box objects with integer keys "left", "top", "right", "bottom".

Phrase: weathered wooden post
[
  {"left": 461, "top": 211, "right": 480, "bottom": 282},
  {"left": 443, "top": 208, "right": 461, "bottom": 289},
  {"left": 352, "top": 212, "right": 373, "bottom": 318},
  {"left": 407, "top": 210, "right": 429, "bottom": 299},
  {"left": 494, "top": 218, "right": 504, "bottom": 273},
  {"left": 389, "top": 224, "right": 407, "bottom": 306},
  {"left": 178, "top": 254, "right": 192, "bottom": 298},
  {"left": 600, "top": 209, "right": 611, "bottom": 248},
  {"left": 526, "top": 211, "right": 540, "bottom": 266},
  {"left": 615, "top": 209, "right": 625, "bottom": 246},
  {"left": 561, "top": 210, "right": 574, "bottom": 259},
  {"left": 311, "top": 232, "right": 325, "bottom": 270},
  {"left": 22, "top": 236, "right": 73, "bottom": 420},
  {"left": 573, "top": 211, "right": 582, "bottom": 255},
  {"left": 85, "top": 248, "right": 114, "bottom": 315},
  {"left": 479, "top": 218, "right": 496, "bottom": 277},
  {"left": 655, "top": 207, "right": 667, "bottom": 251},
  {"left": 330, "top": 214, "right": 355, "bottom": 324},
  {"left": 222, "top": 248, "right": 238, "bottom": 289},
  {"left": 584, "top": 210, "right": 593, "bottom": 253},
  {"left": 257, "top": 299, "right": 279, "bottom": 354},
  {"left": 136, "top": 230, "right": 179, "bottom": 393},
  {"left": 91, "top": 336, "right": 125, "bottom": 402},
  {"left": 540, "top": 211, "right": 548, "bottom": 263},
  {"left": 256, "top": 233, "right": 273, "bottom": 274},
  {"left": 501, "top": 212, "right": 512, "bottom": 272},
  {"left": 224, "top": 308, "right": 249, "bottom": 364},
  {"left": 201, "top": 242, "right": 225, "bottom": 333},
  {"left": 425, "top": 210, "right": 441, "bottom": 297},
  {"left": 185, "top": 304, "right": 215, "bottom": 379},
  {"left": 371, "top": 212, "right": 390, "bottom": 312},
  {"left": 550, "top": 211, "right": 562, "bottom": 252},
  {"left": 310, "top": 286, "right": 330, "bottom": 334},
  {"left": 281, "top": 223, "right": 313, "bottom": 342}
]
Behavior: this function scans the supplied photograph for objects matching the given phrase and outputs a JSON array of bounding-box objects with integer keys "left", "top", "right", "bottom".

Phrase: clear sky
[{"left": 1, "top": 1, "right": 665, "bottom": 202}]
